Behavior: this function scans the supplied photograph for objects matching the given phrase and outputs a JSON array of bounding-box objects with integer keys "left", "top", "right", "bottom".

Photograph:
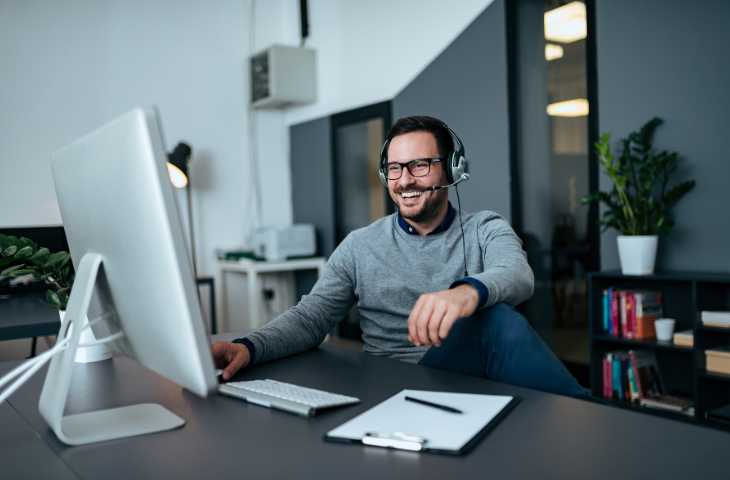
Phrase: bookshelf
[{"left": 589, "top": 270, "right": 730, "bottom": 429}]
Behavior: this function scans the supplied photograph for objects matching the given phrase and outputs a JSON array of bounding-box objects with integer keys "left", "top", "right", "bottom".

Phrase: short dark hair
[{"left": 385, "top": 116, "right": 454, "bottom": 159}]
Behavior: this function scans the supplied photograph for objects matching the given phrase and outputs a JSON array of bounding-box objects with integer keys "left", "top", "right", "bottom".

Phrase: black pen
[{"left": 405, "top": 396, "right": 463, "bottom": 414}]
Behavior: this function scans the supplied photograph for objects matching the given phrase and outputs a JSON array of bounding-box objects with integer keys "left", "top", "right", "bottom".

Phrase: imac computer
[{"left": 40, "top": 107, "right": 217, "bottom": 445}]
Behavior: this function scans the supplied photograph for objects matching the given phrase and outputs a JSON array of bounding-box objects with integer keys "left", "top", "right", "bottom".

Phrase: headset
[
  {"left": 379, "top": 116, "right": 471, "bottom": 276},
  {"left": 378, "top": 116, "right": 469, "bottom": 189}
]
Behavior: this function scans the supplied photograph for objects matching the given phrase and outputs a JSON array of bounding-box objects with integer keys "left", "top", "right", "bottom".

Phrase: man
[{"left": 212, "top": 116, "right": 595, "bottom": 402}]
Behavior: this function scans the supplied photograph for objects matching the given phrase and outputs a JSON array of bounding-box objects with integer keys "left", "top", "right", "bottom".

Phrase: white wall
[
  {"left": 1, "top": 1, "right": 495, "bottom": 334},
  {"left": 285, "top": 0, "right": 495, "bottom": 126}
]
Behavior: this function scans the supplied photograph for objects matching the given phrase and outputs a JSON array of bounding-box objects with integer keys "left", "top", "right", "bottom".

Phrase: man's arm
[
  {"left": 211, "top": 235, "right": 358, "bottom": 378},
  {"left": 408, "top": 214, "right": 533, "bottom": 348}
]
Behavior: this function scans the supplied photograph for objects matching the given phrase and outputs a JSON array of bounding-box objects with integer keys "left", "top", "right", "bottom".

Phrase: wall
[
  {"left": 596, "top": 0, "right": 730, "bottom": 272},
  {"left": 0, "top": 0, "right": 267, "bottom": 279},
  {"left": 392, "top": 0, "right": 511, "bottom": 220},
  {"left": 285, "top": 0, "right": 495, "bottom": 127}
]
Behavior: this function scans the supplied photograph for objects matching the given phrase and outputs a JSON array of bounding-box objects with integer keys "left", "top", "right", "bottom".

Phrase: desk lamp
[{"left": 167, "top": 142, "right": 197, "bottom": 275}]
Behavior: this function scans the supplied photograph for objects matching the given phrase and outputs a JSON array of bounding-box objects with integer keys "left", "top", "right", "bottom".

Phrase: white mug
[{"left": 655, "top": 318, "right": 676, "bottom": 342}]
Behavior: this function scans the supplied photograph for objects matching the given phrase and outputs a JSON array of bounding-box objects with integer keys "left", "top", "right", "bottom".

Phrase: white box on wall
[{"left": 250, "top": 45, "right": 316, "bottom": 109}]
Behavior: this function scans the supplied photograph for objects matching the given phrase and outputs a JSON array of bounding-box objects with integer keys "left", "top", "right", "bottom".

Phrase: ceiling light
[
  {"left": 547, "top": 99, "right": 589, "bottom": 117},
  {"left": 544, "top": 1, "right": 586, "bottom": 44},
  {"left": 545, "top": 44, "right": 564, "bottom": 61}
]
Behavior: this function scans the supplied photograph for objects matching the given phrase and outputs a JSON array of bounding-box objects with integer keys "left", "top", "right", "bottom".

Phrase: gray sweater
[{"left": 246, "top": 210, "right": 534, "bottom": 364}]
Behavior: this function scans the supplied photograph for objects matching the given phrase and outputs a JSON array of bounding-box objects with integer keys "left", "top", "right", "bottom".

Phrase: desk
[
  {"left": 217, "top": 257, "right": 326, "bottom": 330},
  {"left": 2, "top": 333, "right": 730, "bottom": 479},
  {"left": 0, "top": 293, "right": 60, "bottom": 357}
]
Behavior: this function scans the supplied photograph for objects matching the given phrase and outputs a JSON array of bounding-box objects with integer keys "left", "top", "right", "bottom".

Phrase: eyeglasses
[{"left": 383, "top": 158, "right": 445, "bottom": 180}]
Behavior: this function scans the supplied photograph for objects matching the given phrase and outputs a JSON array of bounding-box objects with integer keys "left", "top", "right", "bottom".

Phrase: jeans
[{"left": 417, "top": 303, "right": 605, "bottom": 404}]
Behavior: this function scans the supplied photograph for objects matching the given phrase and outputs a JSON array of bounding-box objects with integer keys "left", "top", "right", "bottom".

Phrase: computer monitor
[{"left": 40, "top": 107, "right": 217, "bottom": 445}]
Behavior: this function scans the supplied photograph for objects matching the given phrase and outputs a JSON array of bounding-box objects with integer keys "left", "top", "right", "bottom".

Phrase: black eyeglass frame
[{"left": 382, "top": 158, "right": 446, "bottom": 180}]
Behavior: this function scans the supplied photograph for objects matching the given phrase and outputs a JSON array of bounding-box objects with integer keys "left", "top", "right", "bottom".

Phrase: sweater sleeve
[
  {"left": 467, "top": 214, "right": 534, "bottom": 308},
  {"left": 244, "top": 235, "right": 357, "bottom": 364}
]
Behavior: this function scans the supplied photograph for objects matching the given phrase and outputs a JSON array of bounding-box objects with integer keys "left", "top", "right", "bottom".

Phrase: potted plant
[
  {"left": 0, "top": 234, "right": 111, "bottom": 362},
  {"left": 582, "top": 117, "right": 695, "bottom": 275}
]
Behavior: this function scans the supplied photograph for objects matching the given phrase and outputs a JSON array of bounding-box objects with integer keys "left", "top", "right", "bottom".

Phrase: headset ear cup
[
  {"left": 453, "top": 156, "right": 466, "bottom": 181},
  {"left": 445, "top": 151, "right": 456, "bottom": 184},
  {"left": 379, "top": 168, "right": 388, "bottom": 187}
]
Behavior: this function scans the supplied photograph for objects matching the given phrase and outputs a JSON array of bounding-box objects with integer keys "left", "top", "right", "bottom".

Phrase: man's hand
[
  {"left": 407, "top": 283, "right": 479, "bottom": 348},
  {"left": 211, "top": 341, "right": 250, "bottom": 381}
]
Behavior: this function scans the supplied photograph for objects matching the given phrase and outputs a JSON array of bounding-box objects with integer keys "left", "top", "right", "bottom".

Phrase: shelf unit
[{"left": 589, "top": 270, "right": 730, "bottom": 429}]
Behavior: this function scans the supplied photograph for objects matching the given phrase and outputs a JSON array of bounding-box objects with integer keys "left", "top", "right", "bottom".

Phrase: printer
[{"left": 252, "top": 224, "right": 317, "bottom": 261}]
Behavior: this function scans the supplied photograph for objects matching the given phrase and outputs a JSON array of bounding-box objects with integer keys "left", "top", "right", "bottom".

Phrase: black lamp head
[{"left": 168, "top": 142, "right": 192, "bottom": 175}]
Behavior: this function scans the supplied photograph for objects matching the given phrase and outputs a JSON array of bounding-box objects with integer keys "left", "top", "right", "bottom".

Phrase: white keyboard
[{"left": 218, "top": 379, "right": 360, "bottom": 417}]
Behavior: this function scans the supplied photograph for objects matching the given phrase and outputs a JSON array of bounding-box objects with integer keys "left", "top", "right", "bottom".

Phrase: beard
[{"left": 390, "top": 182, "right": 449, "bottom": 224}]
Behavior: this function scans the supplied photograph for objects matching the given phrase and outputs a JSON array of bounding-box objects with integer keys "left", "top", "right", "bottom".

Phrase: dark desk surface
[
  {"left": 2, "top": 336, "right": 730, "bottom": 480},
  {"left": 0, "top": 293, "right": 60, "bottom": 341}
]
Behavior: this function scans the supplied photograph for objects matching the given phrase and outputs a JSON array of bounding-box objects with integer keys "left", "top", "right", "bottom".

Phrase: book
[
  {"left": 702, "top": 320, "right": 730, "bottom": 328},
  {"left": 602, "top": 354, "right": 613, "bottom": 399},
  {"left": 611, "top": 290, "right": 620, "bottom": 338},
  {"left": 629, "top": 349, "right": 663, "bottom": 402},
  {"left": 701, "top": 311, "right": 730, "bottom": 323},
  {"left": 602, "top": 289, "right": 609, "bottom": 333},
  {"left": 629, "top": 349, "right": 694, "bottom": 415},
  {"left": 705, "top": 345, "right": 730, "bottom": 375},
  {"left": 705, "top": 404, "right": 730, "bottom": 426},
  {"left": 672, "top": 329, "right": 693, "bottom": 347},
  {"left": 633, "top": 291, "right": 662, "bottom": 339}
]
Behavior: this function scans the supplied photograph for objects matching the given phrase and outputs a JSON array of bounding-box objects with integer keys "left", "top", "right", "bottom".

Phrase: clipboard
[{"left": 324, "top": 389, "right": 520, "bottom": 455}]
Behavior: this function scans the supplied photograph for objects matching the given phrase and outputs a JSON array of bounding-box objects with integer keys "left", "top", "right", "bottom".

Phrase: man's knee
[{"left": 477, "top": 303, "right": 534, "bottom": 345}]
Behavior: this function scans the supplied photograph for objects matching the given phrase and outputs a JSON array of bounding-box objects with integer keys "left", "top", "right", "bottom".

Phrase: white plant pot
[
  {"left": 616, "top": 235, "right": 658, "bottom": 275},
  {"left": 59, "top": 311, "right": 113, "bottom": 363}
]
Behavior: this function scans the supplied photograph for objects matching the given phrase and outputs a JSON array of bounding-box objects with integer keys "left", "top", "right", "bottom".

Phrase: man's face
[{"left": 386, "top": 131, "right": 449, "bottom": 224}]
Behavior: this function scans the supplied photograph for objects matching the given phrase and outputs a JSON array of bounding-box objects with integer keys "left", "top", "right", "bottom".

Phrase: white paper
[{"left": 326, "top": 389, "right": 513, "bottom": 451}]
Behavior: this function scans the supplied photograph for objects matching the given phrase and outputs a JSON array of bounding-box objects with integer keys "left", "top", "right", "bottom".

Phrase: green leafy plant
[
  {"left": 582, "top": 117, "right": 696, "bottom": 235},
  {"left": 0, "top": 234, "right": 74, "bottom": 310}
]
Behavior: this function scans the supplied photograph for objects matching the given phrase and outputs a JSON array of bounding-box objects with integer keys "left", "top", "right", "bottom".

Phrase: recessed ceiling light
[
  {"left": 547, "top": 99, "right": 589, "bottom": 117},
  {"left": 545, "top": 1, "right": 586, "bottom": 44},
  {"left": 545, "top": 44, "right": 564, "bottom": 61}
]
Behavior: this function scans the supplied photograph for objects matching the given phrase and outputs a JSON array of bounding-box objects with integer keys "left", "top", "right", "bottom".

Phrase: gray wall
[
  {"left": 597, "top": 0, "right": 730, "bottom": 272},
  {"left": 290, "top": 116, "right": 335, "bottom": 300},
  {"left": 392, "top": 0, "right": 511, "bottom": 220}
]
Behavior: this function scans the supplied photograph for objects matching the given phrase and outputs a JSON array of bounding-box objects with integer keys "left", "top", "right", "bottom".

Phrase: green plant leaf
[
  {"left": 2, "top": 245, "right": 18, "bottom": 257},
  {"left": 58, "top": 252, "right": 72, "bottom": 269},
  {"left": 0, "top": 256, "right": 16, "bottom": 267},
  {"left": 7, "top": 236, "right": 22, "bottom": 248},
  {"left": 14, "top": 246, "right": 33, "bottom": 259},
  {"left": 19, "top": 237, "right": 37, "bottom": 253},
  {"left": 59, "top": 264, "right": 71, "bottom": 281},
  {"left": 57, "top": 287, "right": 70, "bottom": 296},
  {"left": 46, "top": 290, "right": 62, "bottom": 307},
  {"left": 0, "top": 235, "right": 11, "bottom": 251},
  {"left": 40, "top": 272, "right": 54, "bottom": 281},
  {"left": 9, "top": 269, "right": 37, "bottom": 276},
  {"left": 45, "top": 251, "right": 67, "bottom": 268},
  {"left": 30, "top": 247, "right": 50, "bottom": 261},
  {"left": 2, "top": 265, "right": 24, "bottom": 275}
]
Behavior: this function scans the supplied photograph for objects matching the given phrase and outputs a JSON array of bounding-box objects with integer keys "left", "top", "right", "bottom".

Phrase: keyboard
[{"left": 218, "top": 379, "right": 361, "bottom": 417}]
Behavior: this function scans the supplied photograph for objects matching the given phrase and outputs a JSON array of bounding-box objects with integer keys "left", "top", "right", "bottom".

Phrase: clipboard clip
[{"left": 362, "top": 432, "right": 427, "bottom": 451}]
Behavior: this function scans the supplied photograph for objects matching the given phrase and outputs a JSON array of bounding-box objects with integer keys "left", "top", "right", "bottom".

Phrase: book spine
[
  {"left": 620, "top": 354, "right": 631, "bottom": 401},
  {"left": 613, "top": 354, "right": 622, "bottom": 400},
  {"left": 627, "top": 357, "right": 639, "bottom": 402},
  {"left": 611, "top": 291, "right": 620, "bottom": 338},
  {"left": 626, "top": 293, "right": 636, "bottom": 338},
  {"left": 629, "top": 350, "right": 644, "bottom": 402},
  {"left": 607, "top": 287, "right": 613, "bottom": 336},
  {"left": 620, "top": 292, "right": 628, "bottom": 339},
  {"left": 603, "top": 289, "right": 609, "bottom": 333},
  {"left": 602, "top": 356, "right": 610, "bottom": 398}
]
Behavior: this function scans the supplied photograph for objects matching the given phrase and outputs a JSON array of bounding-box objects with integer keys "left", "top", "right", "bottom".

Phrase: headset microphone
[{"left": 426, "top": 173, "right": 470, "bottom": 191}]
